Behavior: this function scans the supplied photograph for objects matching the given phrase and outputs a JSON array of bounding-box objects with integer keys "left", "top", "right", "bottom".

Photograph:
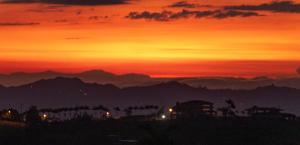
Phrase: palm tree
[
  {"left": 218, "top": 99, "right": 238, "bottom": 118},
  {"left": 25, "top": 106, "right": 41, "bottom": 125},
  {"left": 92, "top": 105, "right": 109, "bottom": 119}
]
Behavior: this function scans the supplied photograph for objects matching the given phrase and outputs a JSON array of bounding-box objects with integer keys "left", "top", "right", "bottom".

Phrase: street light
[
  {"left": 106, "top": 112, "right": 111, "bottom": 118},
  {"left": 161, "top": 114, "right": 166, "bottom": 119},
  {"left": 42, "top": 113, "right": 48, "bottom": 120},
  {"left": 168, "top": 108, "right": 173, "bottom": 113}
]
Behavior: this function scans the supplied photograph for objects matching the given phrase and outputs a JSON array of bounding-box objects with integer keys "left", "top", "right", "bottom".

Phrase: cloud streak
[
  {"left": 0, "top": 22, "right": 40, "bottom": 26},
  {"left": 126, "top": 9, "right": 261, "bottom": 21},
  {"left": 169, "top": 1, "right": 198, "bottom": 8},
  {"left": 1, "top": 0, "right": 128, "bottom": 5},
  {"left": 225, "top": 1, "right": 300, "bottom": 13}
]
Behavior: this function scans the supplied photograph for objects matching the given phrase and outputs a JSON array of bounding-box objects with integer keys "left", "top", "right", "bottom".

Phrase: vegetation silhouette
[{"left": 0, "top": 100, "right": 300, "bottom": 145}]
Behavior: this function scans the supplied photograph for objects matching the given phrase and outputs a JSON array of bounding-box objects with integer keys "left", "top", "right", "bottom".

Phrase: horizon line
[{"left": 0, "top": 69, "right": 299, "bottom": 79}]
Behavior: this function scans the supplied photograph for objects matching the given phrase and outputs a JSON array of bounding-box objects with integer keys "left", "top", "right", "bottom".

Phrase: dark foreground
[{"left": 1, "top": 118, "right": 300, "bottom": 145}]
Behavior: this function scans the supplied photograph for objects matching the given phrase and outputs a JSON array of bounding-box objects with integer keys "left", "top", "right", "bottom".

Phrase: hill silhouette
[
  {"left": 0, "top": 70, "right": 153, "bottom": 87},
  {"left": 1, "top": 77, "right": 300, "bottom": 114},
  {"left": 1, "top": 70, "right": 300, "bottom": 89}
]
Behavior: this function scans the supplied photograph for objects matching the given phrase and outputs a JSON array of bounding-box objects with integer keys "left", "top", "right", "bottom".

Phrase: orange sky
[{"left": 0, "top": 0, "right": 300, "bottom": 77}]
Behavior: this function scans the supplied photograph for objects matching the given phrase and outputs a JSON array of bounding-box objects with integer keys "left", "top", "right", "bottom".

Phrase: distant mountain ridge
[
  {"left": 1, "top": 70, "right": 300, "bottom": 89},
  {"left": 1, "top": 77, "right": 300, "bottom": 115},
  {"left": 0, "top": 70, "right": 153, "bottom": 87}
]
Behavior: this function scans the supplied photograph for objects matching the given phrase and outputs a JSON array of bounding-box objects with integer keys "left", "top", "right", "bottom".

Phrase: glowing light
[
  {"left": 106, "top": 112, "right": 111, "bottom": 118},
  {"left": 168, "top": 108, "right": 173, "bottom": 113},
  {"left": 161, "top": 114, "right": 166, "bottom": 119},
  {"left": 41, "top": 113, "right": 48, "bottom": 121}
]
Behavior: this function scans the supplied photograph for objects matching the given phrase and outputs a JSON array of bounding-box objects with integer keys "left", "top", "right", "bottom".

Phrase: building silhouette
[
  {"left": 246, "top": 106, "right": 296, "bottom": 120},
  {"left": 170, "top": 100, "right": 215, "bottom": 119}
]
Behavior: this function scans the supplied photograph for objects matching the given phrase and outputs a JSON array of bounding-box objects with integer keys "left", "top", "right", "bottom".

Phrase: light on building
[
  {"left": 168, "top": 108, "right": 173, "bottom": 113},
  {"left": 41, "top": 113, "right": 48, "bottom": 121},
  {"left": 106, "top": 112, "right": 111, "bottom": 117},
  {"left": 6, "top": 110, "right": 12, "bottom": 119},
  {"left": 161, "top": 114, "right": 166, "bottom": 119},
  {"left": 43, "top": 114, "right": 47, "bottom": 118}
]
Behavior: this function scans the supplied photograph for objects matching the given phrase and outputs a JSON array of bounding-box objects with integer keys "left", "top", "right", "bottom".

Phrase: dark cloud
[
  {"left": 126, "top": 11, "right": 172, "bottom": 21},
  {"left": 1, "top": 0, "right": 128, "bottom": 5},
  {"left": 169, "top": 1, "right": 198, "bottom": 8},
  {"left": 0, "top": 22, "right": 40, "bottom": 26},
  {"left": 225, "top": 1, "right": 300, "bottom": 13},
  {"left": 126, "top": 9, "right": 261, "bottom": 21},
  {"left": 168, "top": 1, "right": 213, "bottom": 9},
  {"left": 213, "top": 10, "right": 261, "bottom": 19}
]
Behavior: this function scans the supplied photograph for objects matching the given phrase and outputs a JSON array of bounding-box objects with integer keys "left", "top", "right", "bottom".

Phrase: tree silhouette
[
  {"left": 1, "top": 108, "right": 20, "bottom": 121},
  {"left": 218, "top": 99, "right": 238, "bottom": 118},
  {"left": 25, "top": 106, "right": 41, "bottom": 125}
]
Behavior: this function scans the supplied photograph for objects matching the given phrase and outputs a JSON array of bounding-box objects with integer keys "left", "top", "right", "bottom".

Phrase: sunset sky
[{"left": 1, "top": 0, "right": 300, "bottom": 77}]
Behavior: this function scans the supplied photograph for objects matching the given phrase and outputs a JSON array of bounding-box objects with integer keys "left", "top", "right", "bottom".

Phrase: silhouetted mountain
[
  {"left": 76, "top": 70, "right": 152, "bottom": 86},
  {"left": 1, "top": 77, "right": 120, "bottom": 109},
  {"left": 0, "top": 71, "right": 64, "bottom": 86},
  {"left": 1, "top": 77, "right": 300, "bottom": 114},
  {"left": 169, "top": 76, "right": 300, "bottom": 89},
  {"left": 0, "top": 70, "right": 153, "bottom": 87},
  {"left": 1, "top": 70, "right": 300, "bottom": 89},
  {"left": 177, "top": 76, "right": 274, "bottom": 89}
]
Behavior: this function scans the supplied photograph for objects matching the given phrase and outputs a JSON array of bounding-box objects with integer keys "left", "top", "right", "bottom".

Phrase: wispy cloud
[
  {"left": 126, "top": 9, "right": 261, "bottom": 21},
  {"left": 27, "top": 5, "right": 68, "bottom": 13},
  {"left": 169, "top": 1, "right": 198, "bottom": 8},
  {"left": 1, "top": 0, "right": 128, "bottom": 5},
  {"left": 225, "top": 1, "right": 300, "bottom": 13},
  {"left": 0, "top": 22, "right": 40, "bottom": 26},
  {"left": 88, "top": 15, "right": 109, "bottom": 20}
]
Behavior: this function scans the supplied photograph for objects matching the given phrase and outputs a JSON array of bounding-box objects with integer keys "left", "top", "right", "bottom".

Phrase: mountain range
[
  {"left": 1, "top": 70, "right": 300, "bottom": 90},
  {"left": 1, "top": 77, "right": 300, "bottom": 115},
  {"left": 0, "top": 70, "right": 154, "bottom": 87}
]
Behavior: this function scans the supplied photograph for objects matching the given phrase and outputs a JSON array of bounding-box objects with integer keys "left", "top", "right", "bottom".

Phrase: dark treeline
[
  {"left": 0, "top": 104, "right": 162, "bottom": 123},
  {"left": 1, "top": 100, "right": 300, "bottom": 145}
]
